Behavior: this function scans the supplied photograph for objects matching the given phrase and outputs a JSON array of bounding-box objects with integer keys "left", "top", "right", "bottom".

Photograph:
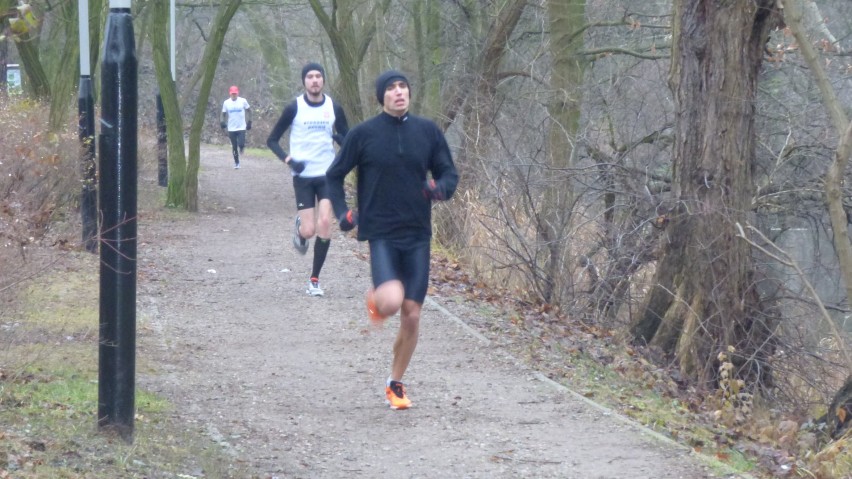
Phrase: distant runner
[{"left": 220, "top": 85, "right": 251, "bottom": 169}]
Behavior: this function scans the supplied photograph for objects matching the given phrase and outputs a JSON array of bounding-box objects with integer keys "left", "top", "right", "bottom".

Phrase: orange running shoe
[
  {"left": 385, "top": 380, "right": 412, "bottom": 410},
  {"left": 365, "top": 288, "right": 388, "bottom": 323}
]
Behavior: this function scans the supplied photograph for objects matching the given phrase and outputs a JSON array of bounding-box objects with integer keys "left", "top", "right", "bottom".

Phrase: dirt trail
[{"left": 135, "top": 146, "right": 718, "bottom": 478}]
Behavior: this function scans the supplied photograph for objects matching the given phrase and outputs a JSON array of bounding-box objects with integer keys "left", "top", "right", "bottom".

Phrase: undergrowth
[
  {"left": 0, "top": 99, "right": 252, "bottom": 478},
  {"left": 428, "top": 254, "right": 852, "bottom": 479}
]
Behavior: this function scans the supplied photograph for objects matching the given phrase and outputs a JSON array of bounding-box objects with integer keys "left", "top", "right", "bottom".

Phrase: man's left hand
[
  {"left": 339, "top": 209, "right": 358, "bottom": 231},
  {"left": 246, "top": 121, "right": 252, "bottom": 130},
  {"left": 423, "top": 179, "right": 446, "bottom": 201}
]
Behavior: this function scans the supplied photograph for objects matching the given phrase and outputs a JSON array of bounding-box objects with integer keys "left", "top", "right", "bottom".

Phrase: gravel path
[{"left": 135, "top": 146, "right": 719, "bottom": 478}]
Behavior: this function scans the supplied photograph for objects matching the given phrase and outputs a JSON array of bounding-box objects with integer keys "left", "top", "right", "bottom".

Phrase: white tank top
[{"left": 290, "top": 94, "right": 337, "bottom": 178}]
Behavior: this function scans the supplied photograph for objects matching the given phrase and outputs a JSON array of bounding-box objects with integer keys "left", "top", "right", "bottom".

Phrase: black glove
[
  {"left": 423, "top": 178, "right": 446, "bottom": 201},
  {"left": 286, "top": 158, "right": 306, "bottom": 174},
  {"left": 220, "top": 121, "right": 227, "bottom": 129},
  {"left": 246, "top": 121, "right": 252, "bottom": 130},
  {"left": 339, "top": 209, "right": 358, "bottom": 231}
]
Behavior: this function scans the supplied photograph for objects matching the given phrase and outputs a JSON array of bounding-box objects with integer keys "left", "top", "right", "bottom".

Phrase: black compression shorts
[
  {"left": 292, "top": 175, "right": 329, "bottom": 211},
  {"left": 369, "top": 236, "right": 431, "bottom": 303}
]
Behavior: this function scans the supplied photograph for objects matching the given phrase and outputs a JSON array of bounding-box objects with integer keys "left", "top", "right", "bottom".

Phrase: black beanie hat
[
  {"left": 375, "top": 70, "right": 410, "bottom": 105},
  {"left": 301, "top": 62, "right": 325, "bottom": 85}
]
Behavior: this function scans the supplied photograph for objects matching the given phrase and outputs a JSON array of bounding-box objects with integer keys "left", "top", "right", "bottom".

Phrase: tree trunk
[
  {"left": 631, "top": 0, "right": 780, "bottom": 386},
  {"left": 185, "top": 0, "right": 242, "bottom": 212},
  {"left": 0, "top": 27, "right": 7, "bottom": 97},
  {"left": 149, "top": 0, "right": 188, "bottom": 208},
  {"left": 48, "top": 0, "right": 79, "bottom": 132},
  {"left": 13, "top": 31, "right": 50, "bottom": 100},
  {"left": 246, "top": 4, "right": 291, "bottom": 102},
  {"left": 826, "top": 374, "right": 852, "bottom": 440},
  {"left": 7, "top": 1, "right": 47, "bottom": 99},
  {"left": 538, "top": 0, "right": 586, "bottom": 304},
  {"left": 410, "top": 0, "right": 442, "bottom": 118},
  {"left": 308, "top": 0, "right": 391, "bottom": 124}
]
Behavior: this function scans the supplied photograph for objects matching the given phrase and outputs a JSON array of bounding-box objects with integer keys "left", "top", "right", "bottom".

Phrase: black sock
[{"left": 311, "top": 238, "right": 330, "bottom": 278}]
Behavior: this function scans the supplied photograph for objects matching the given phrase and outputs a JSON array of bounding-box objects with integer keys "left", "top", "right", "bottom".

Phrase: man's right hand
[
  {"left": 287, "top": 158, "right": 306, "bottom": 174},
  {"left": 339, "top": 209, "right": 358, "bottom": 231},
  {"left": 220, "top": 121, "right": 227, "bottom": 129}
]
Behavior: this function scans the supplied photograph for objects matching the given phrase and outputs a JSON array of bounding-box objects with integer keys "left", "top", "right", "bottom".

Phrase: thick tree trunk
[
  {"left": 150, "top": 0, "right": 188, "bottom": 208},
  {"left": 14, "top": 32, "right": 50, "bottom": 100},
  {"left": 539, "top": 0, "right": 586, "bottom": 304},
  {"left": 632, "top": 0, "right": 779, "bottom": 386}
]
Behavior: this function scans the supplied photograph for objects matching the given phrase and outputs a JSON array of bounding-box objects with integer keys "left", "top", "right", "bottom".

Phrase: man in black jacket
[{"left": 327, "top": 70, "right": 458, "bottom": 410}]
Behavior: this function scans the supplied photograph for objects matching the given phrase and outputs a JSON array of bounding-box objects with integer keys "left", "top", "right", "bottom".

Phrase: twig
[{"left": 735, "top": 222, "right": 852, "bottom": 369}]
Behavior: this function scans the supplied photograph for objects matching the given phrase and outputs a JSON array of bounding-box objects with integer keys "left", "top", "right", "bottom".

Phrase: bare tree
[
  {"left": 537, "top": 0, "right": 586, "bottom": 304},
  {"left": 148, "top": 0, "right": 188, "bottom": 207},
  {"left": 245, "top": 3, "right": 291, "bottom": 102},
  {"left": 308, "top": 0, "right": 391, "bottom": 123},
  {"left": 184, "top": 0, "right": 242, "bottom": 212},
  {"left": 46, "top": 0, "right": 77, "bottom": 132},
  {"left": 781, "top": 0, "right": 852, "bottom": 433},
  {"left": 630, "top": 0, "right": 781, "bottom": 387},
  {"left": 5, "top": 1, "right": 50, "bottom": 99},
  {"left": 781, "top": 0, "right": 852, "bottom": 315}
]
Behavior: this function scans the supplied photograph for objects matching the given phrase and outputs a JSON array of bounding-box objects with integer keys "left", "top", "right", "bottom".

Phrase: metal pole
[
  {"left": 156, "top": 92, "right": 167, "bottom": 186},
  {"left": 157, "top": 0, "right": 175, "bottom": 186},
  {"left": 79, "top": 0, "right": 97, "bottom": 252},
  {"left": 79, "top": 79, "right": 97, "bottom": 252},
  {"left": 98, "top": 0, "right": 137, "bottom": 442}
]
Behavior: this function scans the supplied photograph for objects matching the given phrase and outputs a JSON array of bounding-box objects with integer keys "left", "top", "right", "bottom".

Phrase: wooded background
[{"left": 3, "top": 0, "right": 852, "bottom": 437}]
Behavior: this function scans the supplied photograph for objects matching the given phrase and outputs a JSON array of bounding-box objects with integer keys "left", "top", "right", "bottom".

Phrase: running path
[{"left": 135, "top": 146, "right": 719, "bottom": 478}]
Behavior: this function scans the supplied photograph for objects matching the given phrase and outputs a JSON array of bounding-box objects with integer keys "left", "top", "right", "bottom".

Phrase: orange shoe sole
[{"left": 385, "top": 387, "right": 412, "bottom": 410}]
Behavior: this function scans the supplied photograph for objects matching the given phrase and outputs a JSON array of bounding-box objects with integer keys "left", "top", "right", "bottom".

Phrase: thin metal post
[
  {"left": 97, "top": 0, "right": 137, "bottom": 442},
  {"left": 79, "top": 77, "right": 97, "bottom": 252},
  {"left": 156, "top": 92, "right": 167, "bottom": 186},
  {"left": 79, "top": 0, "right": 97, "bottom": 252}
]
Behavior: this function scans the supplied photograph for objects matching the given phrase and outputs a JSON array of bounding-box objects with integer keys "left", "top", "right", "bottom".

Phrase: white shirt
[
  {"left": 222, "top": 97, "right": 250, "bottom": 131},
  {"left": 289, "top": 94, "right": 337, "bottom": 178}
]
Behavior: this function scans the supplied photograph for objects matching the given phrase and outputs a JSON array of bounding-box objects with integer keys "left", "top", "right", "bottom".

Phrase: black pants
[{"left": 228, "top": 130, "right": 246, "bottom": 163}]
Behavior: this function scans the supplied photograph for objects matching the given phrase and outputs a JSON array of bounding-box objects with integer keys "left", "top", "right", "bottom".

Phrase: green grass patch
[{"left": 1, "top": 259, "right": 251, "bottom": 478}]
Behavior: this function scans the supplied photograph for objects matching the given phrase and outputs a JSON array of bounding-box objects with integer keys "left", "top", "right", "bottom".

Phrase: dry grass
[
  {"left": 437, "top": 156, "right": 852, "bottom": 477},
  {"left": 0, "top": 98, "right": 82, "bottom": 242},
  {"left": 0, "top": 99, "right": 251, "bottom": 478}
]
